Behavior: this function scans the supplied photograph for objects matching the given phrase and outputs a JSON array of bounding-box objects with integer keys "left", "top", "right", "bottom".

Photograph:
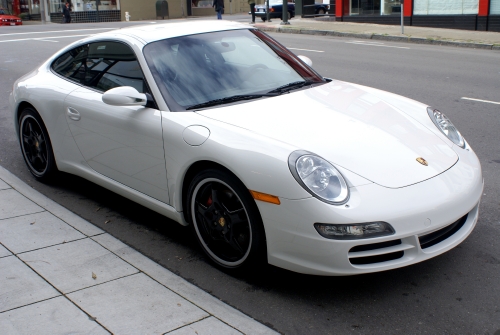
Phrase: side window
[
  {"left": 85, "top": 41, "right": 146, "bottom": 93},
  {"left": 51, "top": 44, "right": 89, "bottom": 84}
]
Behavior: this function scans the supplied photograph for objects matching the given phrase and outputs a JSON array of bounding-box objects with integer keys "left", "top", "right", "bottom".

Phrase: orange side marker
[{"left": 249, "top": 190, "right": 281, "bottom": 205}]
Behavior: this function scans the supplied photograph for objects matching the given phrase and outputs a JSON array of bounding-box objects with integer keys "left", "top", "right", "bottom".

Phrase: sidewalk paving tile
[
  {"left": 92, "top": 233, "right": 279, "bottom": 335},
  {"left": 167, "top": 317, "right": 242, "bottom": 335},
  {"left": 0, "top": 244, "right": 11, "bottom": 258},
  {"left": 18, "top": 238, "right": 138, "bottom": 294},
  {"left": 67, "top": 273, "right": 208, "bottom": 335},
  {"left": 0, "top": 166, "right": 103, "bottom": 237},
  {"left": 0, "top": 211, "right": 86, "bottom": 254},
  {"left": 0, "top": 256, "right": 60, "bottom": 313},
  {"left": 0, "top": 179, "right": 10, "bottom": 190},
  {"left": 0, "top": 189, "right": 43, "bottom": 220},
  {"left": 0, "top": 296, "right": 109, "bottom": 335}
]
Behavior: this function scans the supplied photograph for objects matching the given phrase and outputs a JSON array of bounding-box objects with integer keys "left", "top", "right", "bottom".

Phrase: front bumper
[{"left": 257, "top": 145, "right": 483, "bottom": 275}]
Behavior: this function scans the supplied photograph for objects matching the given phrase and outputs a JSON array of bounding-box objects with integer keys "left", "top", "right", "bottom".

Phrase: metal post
[
  {"left": 400, "top": 0, "right": 404, "bottom": 34},
  {"left": 40, "top": 0, "right": 46, "bottom": 22},
  {"left": 281, "top": 0, "right": 289, "bottom": 24},
  {"left": 266, "top": 0, "right": 271, "bottom": 22}
]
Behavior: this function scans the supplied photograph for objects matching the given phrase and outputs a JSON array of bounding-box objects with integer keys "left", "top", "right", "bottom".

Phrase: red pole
[
  {"left": 12, "top": 0, "right": 21, "bottom": 15},
  {"left": 478, "top": 0, "right": 489, "bottom": 16},
  {"left": 403, "top": 0, "right": 412, "bottom": 16},
  {"left": 335, "top": 0, "right": 343, "bottom": 18}
]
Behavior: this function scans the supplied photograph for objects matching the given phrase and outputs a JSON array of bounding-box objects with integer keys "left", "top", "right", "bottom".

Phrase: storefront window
[
  {"left": 381, "top": 0, "right": 401, "bottom": 15},
  {"left": 491, "top": 0, "right": 500, "bottom": 14},
  {"left": 413, "top": 0, "right": 478, "bottom": 15},
  {"left": 49, "top": 0, "right": 120, "bottom": 13},
  {"left": 350, "top": 0, "right": 380, "bottom": 15},
  {"left": 192, "top": 0, "right": 213, "bottom": 8}
]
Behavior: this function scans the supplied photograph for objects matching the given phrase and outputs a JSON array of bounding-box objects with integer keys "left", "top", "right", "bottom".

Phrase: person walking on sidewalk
[
  {"left": 249, "top": 0, "right": 256, "bottom": 24},
  {"left": 213, "top": 0, "right": 224, "bottom": 20},
  {"left": 62, "top": 2, "right": 71, "bottom": 23}
]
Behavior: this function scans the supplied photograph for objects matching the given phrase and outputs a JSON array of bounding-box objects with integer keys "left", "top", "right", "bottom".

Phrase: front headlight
[
  {"left": 288, "top": 151, "right": 349, "bottom": 205},
  {"left": 427, "top": 107, "right": 465, "bottom": 148}
]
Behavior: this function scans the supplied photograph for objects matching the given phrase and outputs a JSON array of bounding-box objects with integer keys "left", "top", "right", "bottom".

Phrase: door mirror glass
[
  {"left": 298, "top": 55, "right": 313, "bottom": 67},
  {"left": 102, "top": 86, "right": 148, "bottom": 106}
]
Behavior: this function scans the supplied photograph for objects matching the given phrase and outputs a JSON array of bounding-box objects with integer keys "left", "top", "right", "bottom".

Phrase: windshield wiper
[
  {"left": 186, "top": 93, "right": 278, "bottom": 110},
  {"left": 267, "top": 80, "right": 318, "bottom": 94}
]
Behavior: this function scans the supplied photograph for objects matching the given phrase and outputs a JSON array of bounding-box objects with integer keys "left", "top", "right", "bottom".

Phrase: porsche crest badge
[
  {"left": 416, "top": 157, "right": 428, "bottom": 166},
  {"left": 218, "top": 217, "right": 226, "bottom": 227}
]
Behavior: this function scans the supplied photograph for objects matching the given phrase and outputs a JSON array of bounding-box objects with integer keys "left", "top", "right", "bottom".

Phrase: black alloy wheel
[
  {"left": 19, "top": 108, "right": 57, "bottom": 181},
  {"left": 187, "top": 169, "right": 266, "bottom": 269}
]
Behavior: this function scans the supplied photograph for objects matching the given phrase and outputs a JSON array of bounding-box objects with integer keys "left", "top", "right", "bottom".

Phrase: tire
[
  {"left": 186, "top": 168, "right": 266, "bottom": 270},
  {"left": 261, "top": 17, "right": 266, "bottom": 21},
  {"left": 18, "top": 108, "right": 57, "bottom": 181},
  {"left": 288, "top": 11, "right": 292, "bottom": 20},
  {"left": 317, "top": 8, "right": 325, "bottom": 14}
]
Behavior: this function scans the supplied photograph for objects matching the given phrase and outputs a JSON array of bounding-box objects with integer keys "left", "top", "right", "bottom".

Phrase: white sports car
[{"left": 10, "top": 21, "right": 483, "bottom": 275}]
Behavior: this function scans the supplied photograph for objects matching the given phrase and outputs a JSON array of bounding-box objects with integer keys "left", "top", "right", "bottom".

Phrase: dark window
[
  {"left": 85, "top": 41, "right": 146, "bottom": 93},
  {"left": 51, "top": 44, "right": 89, "bottom": 84},
  {"left": 51, "top": 41, "right": 146, "bottom": 93}
]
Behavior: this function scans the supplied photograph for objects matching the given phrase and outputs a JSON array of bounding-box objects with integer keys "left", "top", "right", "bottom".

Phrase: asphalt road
[{"left": 1, "top": 18, "right": 499, "bottom": 335}]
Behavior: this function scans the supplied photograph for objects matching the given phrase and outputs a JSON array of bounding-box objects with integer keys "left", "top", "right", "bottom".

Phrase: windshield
[
  {"left": 143, "top": 29, "right": 324, "bottom": 111},
  {"left": 0, "top": 9, "right": 7, "bottom": 15}
]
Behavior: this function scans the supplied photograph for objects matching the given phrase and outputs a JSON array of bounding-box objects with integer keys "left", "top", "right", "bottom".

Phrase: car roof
[{"left": 108, "top": 20, "right": 252, "bottom": 44}]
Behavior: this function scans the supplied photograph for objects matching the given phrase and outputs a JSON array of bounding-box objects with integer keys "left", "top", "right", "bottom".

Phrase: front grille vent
[
  {"left": 348, "top": 239, "right": 407, "bottom": 265},
  {"left": 419, "top": 214, "right": 468, "bottom": 249}
]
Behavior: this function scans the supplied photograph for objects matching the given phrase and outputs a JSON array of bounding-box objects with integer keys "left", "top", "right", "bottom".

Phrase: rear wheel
[
  {"left": 187, "top": 169, "right": 266, "bottom": 269},
  {"left": 317, "top": 8, "right": 325, "bottom": 14},
  {"left": 18, "top": 108, "right": 57, "bottom": 181},
  {"left": 288, "top": 11, "right": 292, "bottom": 20},
  {"left": 261, "top": 17, "right": 266, "bottom": 21}
]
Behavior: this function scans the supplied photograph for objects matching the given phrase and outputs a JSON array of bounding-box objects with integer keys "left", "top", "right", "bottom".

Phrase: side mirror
[
  {"left": 102, "top": 86, "right": 148, "bottom": 106},
  {"left": 298, "top": 55, "right": 313, "bottom": 67}
]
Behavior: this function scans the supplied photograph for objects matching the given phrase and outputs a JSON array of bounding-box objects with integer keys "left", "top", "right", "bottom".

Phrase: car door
[{"left": 64, "top": 40, "right": 169, "bottom": 203}]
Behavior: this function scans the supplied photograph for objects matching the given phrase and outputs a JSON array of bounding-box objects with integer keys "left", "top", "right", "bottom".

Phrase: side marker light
[{"left": 249, "top": 190, "right": 281, "bottom": 205}]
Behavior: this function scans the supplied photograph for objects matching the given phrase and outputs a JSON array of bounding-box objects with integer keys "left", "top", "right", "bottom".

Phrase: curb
[{"left": 257, "top": 26, "right": 500, "bottom": 50}]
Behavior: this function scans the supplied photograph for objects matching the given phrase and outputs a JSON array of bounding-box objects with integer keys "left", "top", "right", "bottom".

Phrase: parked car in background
[
  {"left": 314, "top": 3, "right": 330, "bottom": 14},
  {"left": 0, "top": 8, "right": 22, "bottom": 26},
  {"left": 252, "top": 0, "right": 295, "bottom": 21}
]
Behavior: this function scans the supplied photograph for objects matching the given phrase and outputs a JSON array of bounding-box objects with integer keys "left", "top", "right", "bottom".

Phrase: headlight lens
[
  {"left": 427, "top": 107, "right": 465, "bottom": 148},
  {"left": 288, "top": 151, "right": 349, "bottom": 205}
]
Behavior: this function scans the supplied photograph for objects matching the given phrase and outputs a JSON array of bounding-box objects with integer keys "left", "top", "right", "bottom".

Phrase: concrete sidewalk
[
  {"left": 253, "top": 17, "right": 500, "bottom": 50},
  {"left": 0, "top": 165, "right": 277, "bottom": 335}
]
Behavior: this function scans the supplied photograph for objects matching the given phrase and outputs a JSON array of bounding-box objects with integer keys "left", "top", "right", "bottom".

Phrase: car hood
[
  {"left": 197, "top": 80, "right": 458, "bottom": 188},
  {"left": 0, "top": 14, "right": 20, "bottom": 19}
]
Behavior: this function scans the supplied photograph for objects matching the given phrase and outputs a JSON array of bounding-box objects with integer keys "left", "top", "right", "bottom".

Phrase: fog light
[{"left": 314, "top": 222, "right": 395, "bottom": 240}]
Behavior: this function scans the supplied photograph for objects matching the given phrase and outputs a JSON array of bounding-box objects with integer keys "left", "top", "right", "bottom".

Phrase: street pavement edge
[
  {"left": 0, "top": 164, "right": 279, "bottom": 335},
  {"left": 256, "top": 26, "right": 500, "bottom": 50}
]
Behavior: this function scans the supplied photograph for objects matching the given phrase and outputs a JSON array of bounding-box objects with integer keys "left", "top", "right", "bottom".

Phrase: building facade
[
  {"left": 334, "top": 0, "right": 500, "bottom": 31},
  {"left": 5, "top": 0, "right": 256, "bottom": 22}
]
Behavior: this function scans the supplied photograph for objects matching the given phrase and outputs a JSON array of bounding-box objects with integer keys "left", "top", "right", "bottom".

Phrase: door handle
[{"left": 67, "top": 107, "right": 81, "bottom": 121}]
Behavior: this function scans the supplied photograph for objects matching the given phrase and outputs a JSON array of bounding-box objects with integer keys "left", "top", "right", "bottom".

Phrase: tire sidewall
[
  {"left": 18, "top": 108, "right": 56, "bottom": 181},
  {"left": 186, "top": 169, "right": 266, "bottom": 269}
]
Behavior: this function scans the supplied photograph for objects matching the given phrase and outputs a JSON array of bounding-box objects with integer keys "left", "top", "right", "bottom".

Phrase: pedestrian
[
  {"left": 249, "top": 0, "right": 256, "bottom": 24},
  {"left": 62, "top": 2, "right": 71, "bottom": 23},
  {"left": 212, "top": 0, "right": 224, "bottom": 20}
]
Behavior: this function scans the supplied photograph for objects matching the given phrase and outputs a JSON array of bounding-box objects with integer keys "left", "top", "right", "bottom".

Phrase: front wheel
[
  {"left": 18, "top": 108, "right": 57, "bottom": 181},
  {"left": 186, "top": 169, "right": 266, "bottom": 269},
  {"left": 261, "top": 17, "right": 266, "bottom": 21}
]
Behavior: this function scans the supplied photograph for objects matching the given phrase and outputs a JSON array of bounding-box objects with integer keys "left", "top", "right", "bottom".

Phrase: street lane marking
[
  {"left": 0, "top": 28, "right": 114, "bottom": 37},
  {"left": 346, "top": 41, "right": 410, "bottom": 49},
  {"left": 0, "top": 34, "right": 91, "bottom": 43},
  {"left": 461, "top": 97, "right": 500, "bottom": 105},
  {"left": 287, "top": 47, "right": 324, "bottom": 53}
]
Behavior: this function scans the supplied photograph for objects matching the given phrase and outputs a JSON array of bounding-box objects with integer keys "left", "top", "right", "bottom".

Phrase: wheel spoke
[{"left": 227, "top": 234, "right": 245, "bottom": 255}]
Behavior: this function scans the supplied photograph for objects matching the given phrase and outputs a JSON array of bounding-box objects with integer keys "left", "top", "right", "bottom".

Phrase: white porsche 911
[{"left": 10, "top": 21, "right": 483, "bottom": 275}]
